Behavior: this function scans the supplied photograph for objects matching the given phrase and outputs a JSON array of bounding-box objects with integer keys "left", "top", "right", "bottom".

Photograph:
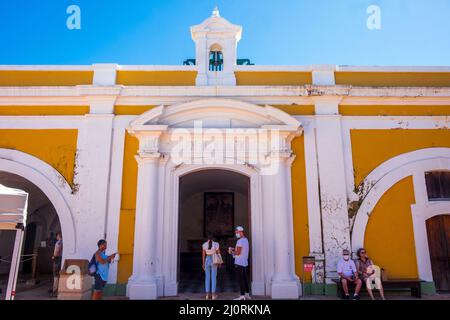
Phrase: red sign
[
  {"left": 302, "top": 256, "right": 315, "bottom": 273},
  {"left": 303, "top": 263, "right": 314, "bottom": 272}
]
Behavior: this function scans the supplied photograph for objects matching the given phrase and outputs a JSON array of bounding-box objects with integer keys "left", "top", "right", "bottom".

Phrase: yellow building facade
[{"left": 0, "top": 10, "right": 449, "bottom": 299}]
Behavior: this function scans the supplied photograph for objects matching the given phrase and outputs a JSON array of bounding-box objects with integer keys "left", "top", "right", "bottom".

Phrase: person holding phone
[
  {"left": 228, "top": 226, "right": 251, "bottom": 300},
  {"left": 92, "top": 239, "right": 116, "bottom": 300}
]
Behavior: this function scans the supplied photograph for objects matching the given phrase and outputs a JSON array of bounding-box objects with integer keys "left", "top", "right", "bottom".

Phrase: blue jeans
[{"left": 204, "top": 255, "right": 217, "bottom": 293}]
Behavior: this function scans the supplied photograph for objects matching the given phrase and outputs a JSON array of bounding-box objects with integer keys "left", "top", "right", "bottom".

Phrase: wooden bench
[{"left": 332, "top": 278, "right": 424, "bottom": 298}]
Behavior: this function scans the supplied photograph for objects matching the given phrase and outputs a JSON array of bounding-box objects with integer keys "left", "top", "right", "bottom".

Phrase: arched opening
[
  {"left": 177, "top": 169, "right": 251, "bottom": 294},
  {"left": 0, "top": 171, "right": 62, "bottom": 299},
  {"left": 426, "top": 214, "right": 450, "bottom": 291},
  {"left": 209, "top": 44, "right": 223, "bottom": 71}
]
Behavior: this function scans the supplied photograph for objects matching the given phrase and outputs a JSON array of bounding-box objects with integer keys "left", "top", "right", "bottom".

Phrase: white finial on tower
[{"left": 212, "top": 6, "right": 220, "bottom": 17}]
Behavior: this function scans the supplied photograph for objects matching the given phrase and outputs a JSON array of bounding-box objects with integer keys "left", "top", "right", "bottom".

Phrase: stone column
[
  {"left": 126, "top": 130, "right": 165, "bottom": 300},
  {"left": 271, "top": 153, "right": 300, "bottom": 299}
]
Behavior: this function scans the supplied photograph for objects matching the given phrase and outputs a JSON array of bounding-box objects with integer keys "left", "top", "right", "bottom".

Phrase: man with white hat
[{"left": 228, "top": 226, "right": 251, "bottom": 300}]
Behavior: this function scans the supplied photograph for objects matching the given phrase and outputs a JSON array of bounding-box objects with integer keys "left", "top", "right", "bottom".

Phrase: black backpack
[{"left": 88, "top": 253, "right": 98, "bottom": 276}]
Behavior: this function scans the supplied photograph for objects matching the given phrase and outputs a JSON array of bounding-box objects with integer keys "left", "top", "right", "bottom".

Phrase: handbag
[{"left": 212, "top": 252, "right": 223, "bottom": 265}]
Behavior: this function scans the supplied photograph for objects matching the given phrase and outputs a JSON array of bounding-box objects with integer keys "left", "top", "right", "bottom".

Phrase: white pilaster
[
  {"left": 302, "top": 118, "right": 325, "bottom": 283},
  {"left": 105, "top": 116, "right": 136, "bottom": 284},
  {"left": 74, "top": 112, "right": 114, "bottom": 259},
  {"left": 126, "top": 154, "right": 161, "bottom": 299},
  {"left": 126, "top": 128, "right": 166, "bottom": 300},
  {"left": 87, "top": 96, "right": 116, "bottom": 114},
  {"left": 271, "top": 154, "right": 300, "bottom": 299},
  {"left": 313, "top": 97, "right": 351, "bottom": 282}
]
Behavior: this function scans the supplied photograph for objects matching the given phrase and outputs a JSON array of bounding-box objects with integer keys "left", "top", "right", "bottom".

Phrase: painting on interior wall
[{"left": 204, "top": 192, "right": 234, "bottom": 237}]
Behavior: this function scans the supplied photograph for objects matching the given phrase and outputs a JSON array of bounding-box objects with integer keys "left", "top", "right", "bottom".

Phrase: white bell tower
[{"left": 191, "top": 7, "right": 242, "bottom": 86}]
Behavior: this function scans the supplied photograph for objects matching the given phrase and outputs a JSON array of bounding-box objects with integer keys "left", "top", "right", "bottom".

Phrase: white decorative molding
[
  {"left": 1, "top": 85, "right": 450, "bottom": 101},
  {"left": 2, "top": 64, "right": 450, "bottom": 73},
  {"left": 342, "top": 117, "right": 450, "bottom": 130},
  {"left": 128, "top": 98, "right": 301, "bottom": 131},
  {"left": 125, "top": 97, "right": 302, "bottom": 299}
]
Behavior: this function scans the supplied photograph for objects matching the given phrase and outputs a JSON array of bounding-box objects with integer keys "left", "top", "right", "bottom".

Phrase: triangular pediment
[{"left": 129, "top": 98, "right": 301, "bottom": 132}]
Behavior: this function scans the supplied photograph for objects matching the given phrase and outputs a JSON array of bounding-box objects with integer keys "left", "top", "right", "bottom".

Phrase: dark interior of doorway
[
  {"left": 0, "top": 171, "right": 62, "bottom": 299},
  {"left": 178, "top": 169, "right": 251, "bottom": 294}
]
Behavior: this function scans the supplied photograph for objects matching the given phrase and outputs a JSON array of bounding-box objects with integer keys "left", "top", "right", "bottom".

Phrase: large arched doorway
[
  {"left": 426, "top": 214, "right": 450, "bottom": 292},
  {"left": 126, "top": 98, "right": 301, "bottom": 299},
  {"left": 0, "top": 171, "right": 62, "bottom": 299},
  {"left": 177, "top": 169, "right": 251, "bottom": 294}
]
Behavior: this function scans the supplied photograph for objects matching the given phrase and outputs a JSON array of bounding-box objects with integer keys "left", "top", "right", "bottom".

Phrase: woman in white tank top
[{"left": 202, "top": 235, "right": 221, "bottom": 299}]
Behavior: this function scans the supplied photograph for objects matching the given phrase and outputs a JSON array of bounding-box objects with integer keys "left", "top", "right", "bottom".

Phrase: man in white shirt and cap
[{"left": 228, "top": 226, "right": 251, "bottom": 300}]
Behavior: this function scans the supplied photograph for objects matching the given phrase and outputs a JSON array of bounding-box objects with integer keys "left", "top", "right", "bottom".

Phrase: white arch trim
[
  {"left": 0, "top": 149, "right": 76, "bottom": 254},
  {"left": 352, "top": 148, "right": 450, "bottom": 281}
]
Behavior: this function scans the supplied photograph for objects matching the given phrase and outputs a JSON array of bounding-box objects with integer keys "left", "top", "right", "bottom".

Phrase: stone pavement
[
  {"left": 12, "top": 281, "right": 450, "bottom": 300},
  {"left": 7, "top": 275, "right": 450, "bottom": 300}
]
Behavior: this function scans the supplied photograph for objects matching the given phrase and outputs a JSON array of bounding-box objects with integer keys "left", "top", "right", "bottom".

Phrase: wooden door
[{"left": 426, "top": 215, "right": 450, "bottom": 291}]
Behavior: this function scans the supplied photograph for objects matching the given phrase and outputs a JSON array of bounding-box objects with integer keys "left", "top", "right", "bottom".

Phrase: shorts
[{"left": 94, "top": 273, "right": 107, "bottom": 291}]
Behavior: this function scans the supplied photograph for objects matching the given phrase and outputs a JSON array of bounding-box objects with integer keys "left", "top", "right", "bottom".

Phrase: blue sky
[{"left": 2, "top": 0, "right": 450, "bottom": 66}]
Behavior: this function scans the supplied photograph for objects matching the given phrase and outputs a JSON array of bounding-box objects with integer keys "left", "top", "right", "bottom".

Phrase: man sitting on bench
[{"left": 337, "top": 249, "right": 362, "bottom": 300}]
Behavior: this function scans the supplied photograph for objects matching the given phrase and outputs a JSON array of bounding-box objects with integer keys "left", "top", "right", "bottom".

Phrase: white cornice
[
  {"left": 1, "top": 85, "right": 450, "bottom": 97},
  {"left": 2, "top": 65, "right": 450, "bottom": 73}
]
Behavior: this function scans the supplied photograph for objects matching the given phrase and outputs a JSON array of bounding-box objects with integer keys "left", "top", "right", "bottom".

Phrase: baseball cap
[{"left": 235, "top": 226, "right": 244, "bottom": 232}]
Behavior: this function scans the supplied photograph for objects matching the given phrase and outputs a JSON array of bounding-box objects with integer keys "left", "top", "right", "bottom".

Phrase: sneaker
[
  {"left": 352, "top": 294, "right": 360, "bottom": 300},
  {"left": 245, "top": 293, "right": 252, "bottom": 300},
  {"left": 205, "top": 293, "right": 210, "bottom": 300},
  {"left": 343, "top": 294, "right": 350, "bottom": 300},
  {"left": 212, "top": 294, "right": 218, "bottom": 300},
  {"left": 233, "top": 295, "right": 246, "bottom": 300}
]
